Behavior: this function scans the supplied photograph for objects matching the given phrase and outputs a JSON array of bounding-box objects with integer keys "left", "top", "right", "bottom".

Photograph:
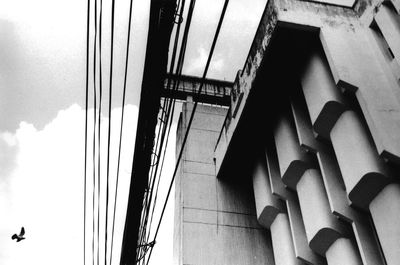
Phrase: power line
[
  {"left": 97, "top": 0, "right": 103, "bottom": 263},
  {"left": 84, "top": 0, "right": 91, "bottom": 264},
  {"left": 104, "top": 0, "right": 116, "bottom": 263},
  {"left": 145, "top": 1, "right": 230, "bottom": 264},
  {"left": 92, "top": 0, "right": 99, "bottom": 264},
  {"left": 109, "top": 0, "right": 135, "bottom": 263}
]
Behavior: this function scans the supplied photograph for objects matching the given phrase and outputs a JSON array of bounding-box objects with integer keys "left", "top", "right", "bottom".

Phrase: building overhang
[{"left": 214, "top": 0, "right": 400, "bottom": 180}]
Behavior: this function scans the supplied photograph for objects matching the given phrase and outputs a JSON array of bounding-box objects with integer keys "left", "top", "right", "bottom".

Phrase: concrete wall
[{"left": 173, "top": 103, "right": 275, "bottom": 265}]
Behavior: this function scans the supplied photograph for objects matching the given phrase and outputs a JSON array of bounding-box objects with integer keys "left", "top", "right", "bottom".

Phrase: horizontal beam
[{"left": 162, "top": 74, "right": 233, "bottom": 106}]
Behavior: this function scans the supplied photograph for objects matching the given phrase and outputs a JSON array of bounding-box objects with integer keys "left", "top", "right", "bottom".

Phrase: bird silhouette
[{"left": 11, "top": 227, "right": 25, "bottom": 242}]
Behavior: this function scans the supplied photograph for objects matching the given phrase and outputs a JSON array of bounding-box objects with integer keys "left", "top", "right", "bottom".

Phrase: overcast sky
[{"left": 0, "top": 0, "right": 267, "bottom": 264}]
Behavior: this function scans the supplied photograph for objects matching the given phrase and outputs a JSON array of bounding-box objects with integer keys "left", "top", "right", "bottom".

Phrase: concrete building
[{"left": 173, "top": 0, "right": 400, "bottom": 264}]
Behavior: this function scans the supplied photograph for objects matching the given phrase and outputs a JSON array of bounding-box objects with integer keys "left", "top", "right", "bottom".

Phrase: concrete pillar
[
  {"left": 274, "top": 108, "right": 314, "bottom": 190},
  {"left": 252, "top": 155, "right": 284, "bottom": 228},
  {"left": 369, "top": 183, "right": 400, "bottom": 265},
  {"left": 270, "top": 213, "right": 304, "bottom": 265},
  {"left": 296, "top": 169, "right": 347, "bottom": 255},
  {"left": 325, "top": 238, "right": 363, "bottom": 265},
  {"left": 300, "top": 49, "right": 347, "bottom": 139},
  {"left": 330, "top": 110, "right": 390, "bottom": 209}
]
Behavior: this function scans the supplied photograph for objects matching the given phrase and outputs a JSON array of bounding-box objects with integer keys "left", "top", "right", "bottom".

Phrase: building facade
[{"left": 174, "top": 0, "right": 400, "bottom": 264}]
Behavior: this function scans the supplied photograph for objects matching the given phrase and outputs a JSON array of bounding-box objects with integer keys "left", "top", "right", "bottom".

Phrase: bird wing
[
  {"left": 20, "top": 227, "right": 25, "bottom": 236},
  {"left": 11, "top": 234, "right": 17, "bottom": 240}
]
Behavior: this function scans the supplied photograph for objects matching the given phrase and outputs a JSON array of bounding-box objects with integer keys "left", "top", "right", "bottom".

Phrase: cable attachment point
[
  {"left": 137, "top": 240, "right": 156, "bottom": 249},
  {"left": 150, "top": 152, "right": 159, "bottom": 167},
  {"left": 174, "top": 13, "right": 183, "bottom": 24}
]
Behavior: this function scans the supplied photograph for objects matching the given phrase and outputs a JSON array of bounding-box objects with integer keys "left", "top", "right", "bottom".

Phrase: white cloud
[
  {"left": 0, "top": 104, "right": 139, "bottom": 265},
  {"left": 0, "top": 132, "right": 17, "bottom": 147},
  {"left": 185, "top": 46, "right": 225, "bottom": 77}
]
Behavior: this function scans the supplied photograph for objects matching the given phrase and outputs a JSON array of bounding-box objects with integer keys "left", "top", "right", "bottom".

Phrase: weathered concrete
[{"left": 370, "top": 184, "right": 400, "bottom": 265}]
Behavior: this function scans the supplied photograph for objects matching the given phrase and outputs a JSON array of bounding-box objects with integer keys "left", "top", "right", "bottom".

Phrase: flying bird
[{"left": 11, "top": 227, "right": 25, "bottom": 242}]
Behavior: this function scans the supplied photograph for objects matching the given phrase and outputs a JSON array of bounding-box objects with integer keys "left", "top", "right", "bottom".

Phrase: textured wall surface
[{"left": 173, "top": 103, "right": 275, "bottom": 265}]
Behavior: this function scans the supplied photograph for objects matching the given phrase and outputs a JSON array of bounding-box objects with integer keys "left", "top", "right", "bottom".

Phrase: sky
[{"left": 0, "top": 0, "right": 267, "bottom": 264}]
